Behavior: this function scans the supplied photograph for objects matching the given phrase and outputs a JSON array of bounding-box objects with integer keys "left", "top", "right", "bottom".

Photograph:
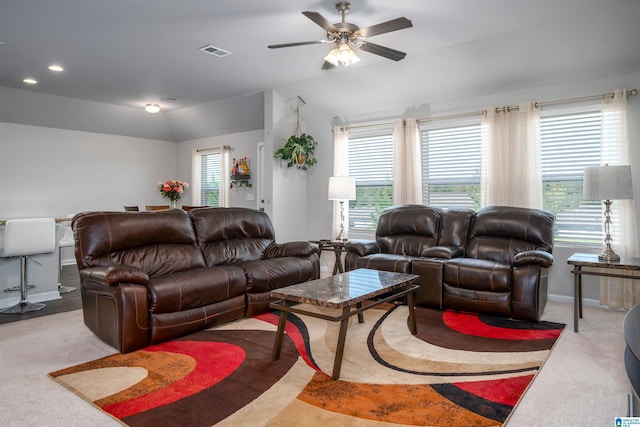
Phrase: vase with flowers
[{"left": 157, "top": 179, "right": 189, "bottom": 208}]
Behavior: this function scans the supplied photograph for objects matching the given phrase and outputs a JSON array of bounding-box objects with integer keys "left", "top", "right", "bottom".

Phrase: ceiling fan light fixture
[
  {"left": 340, "top": 43, "right": 359, "bottom": 66},
  {"left": 324, "top": 48, "right": 340, "bottom": 66},
  {"left": 325, "top": 42, "right": 359, "bottom": 67}
]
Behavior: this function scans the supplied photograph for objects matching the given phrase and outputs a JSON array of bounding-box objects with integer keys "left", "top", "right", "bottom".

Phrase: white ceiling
[{"left": 1, "top": 0, "right": 639, "bottom": 114}]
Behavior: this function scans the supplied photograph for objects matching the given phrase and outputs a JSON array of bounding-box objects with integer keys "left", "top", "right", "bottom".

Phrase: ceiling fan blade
[
  {"left": 321, "top": 60, "right": 336, "bottom": 70},
  {"left": 358, "top": 41, "right": 407, "bottom": 61},
  {"left": 357, "top": 17, "right": 412, "bottom": 38},
  {"left": 268, "top": 41, "right": 325, "bottom": 49},
  {"left": 302, "top": 11, "right": 339, "bottom": 33}
]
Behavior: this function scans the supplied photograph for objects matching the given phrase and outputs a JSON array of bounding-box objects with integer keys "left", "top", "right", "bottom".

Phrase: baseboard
[
  {"left": 548, "top": 293, "right": 601, "bottom": 308},
  {"left": 61, "top": 259, "right": 77, "bottom": 267}
]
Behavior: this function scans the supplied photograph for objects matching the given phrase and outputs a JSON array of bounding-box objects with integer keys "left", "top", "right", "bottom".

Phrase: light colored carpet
[{"left": 0, "top": 300, "right": 630, "bottom": 427}]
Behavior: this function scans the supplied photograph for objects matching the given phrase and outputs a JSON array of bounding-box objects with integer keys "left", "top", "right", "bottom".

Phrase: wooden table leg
[
  {"left": 573, "top": 267, "right": 580, "bottom": 332},
  {"left": 356, "top": 301, "right": 364, "bottom": 323},
  {"left": 272, "top": 310, "right": 289, "bottom": 360},
  {"left": 332, "top": 307, "right": 351, "bottom": 380},
  {"left": 407, "top": 291, "right": 417, "bottom": 335}
]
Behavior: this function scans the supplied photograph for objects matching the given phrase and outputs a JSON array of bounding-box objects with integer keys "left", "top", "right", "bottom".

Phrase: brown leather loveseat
[
  {"left": 73, "top": 207, "right": 319, "bottom": 353},
  {"left": 345, "top": 205, "right": 554, "bottom": 321}
]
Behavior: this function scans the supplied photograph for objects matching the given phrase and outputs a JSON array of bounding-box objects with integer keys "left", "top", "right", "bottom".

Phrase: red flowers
[{"left": 157, "top": 180, "right": 189, "bottom": 202}]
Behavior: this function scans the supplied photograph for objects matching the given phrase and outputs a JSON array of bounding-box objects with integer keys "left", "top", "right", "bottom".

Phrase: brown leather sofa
[
  {"left": 345, "top": 205, "right": 554, "bottom": 321},
  {"left": 73, "top": 207, "right": 320, "bottom": 353}
]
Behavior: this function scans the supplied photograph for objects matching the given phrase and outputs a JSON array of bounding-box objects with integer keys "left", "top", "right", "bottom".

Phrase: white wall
[
  {"left": 267, "top": 90, "right": 310, "bottom": 243},
  {"left": 0, "top": 121, "right": 177, "bottom": 218}
]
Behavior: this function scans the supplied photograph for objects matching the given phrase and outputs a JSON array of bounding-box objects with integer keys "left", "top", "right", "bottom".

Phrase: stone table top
[
  {"left": 567, "top": 253, "right": 640, "bottom": 271},
  {"left": 269, "top": 268, "right": 418, "bottom": 309}
]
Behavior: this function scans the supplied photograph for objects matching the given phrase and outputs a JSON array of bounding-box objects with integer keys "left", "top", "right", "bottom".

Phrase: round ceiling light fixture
[
  {"left": 145, "top": 103, "right": 160, "bottom": 114},
  {"left": 48, "top": 64, "right": 64, "bottom": 72},
  {"left": 23, "top": 77, "right": 38, "bottom": 85}
]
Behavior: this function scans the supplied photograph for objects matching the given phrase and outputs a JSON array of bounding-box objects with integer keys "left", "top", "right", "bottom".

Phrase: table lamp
[
  {"left": 583, "top": 164, "right": 633, "bottom": 261},
  {"left": 328, "top": 176, "right": 356, "bottom": 241}
]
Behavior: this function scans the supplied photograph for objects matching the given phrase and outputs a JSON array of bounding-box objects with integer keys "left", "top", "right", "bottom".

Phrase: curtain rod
[
  {"left": 196, "top": 145, "right": 231, "bottom": 153},
  {"left": 494, "top": 89, "right": 638, "bottom": 114},
  {"left": 344, "top": 89, "right": 638, "bottom": 130}
]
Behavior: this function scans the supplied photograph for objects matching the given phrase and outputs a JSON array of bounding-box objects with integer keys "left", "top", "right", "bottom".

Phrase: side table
[
  {"left": 310, "top": 239, "right": 348, "bottom": 275},
  {"left": 568, "top": 253, "right": 640, "bottom": 332}
]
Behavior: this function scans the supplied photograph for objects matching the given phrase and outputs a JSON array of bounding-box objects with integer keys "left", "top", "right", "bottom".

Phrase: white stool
[
  {"left": 58, "top": 215, "right": 76, "bottom": 294},
  {"left": 0, "top": 218, "right": 56, "bottom": 314}
]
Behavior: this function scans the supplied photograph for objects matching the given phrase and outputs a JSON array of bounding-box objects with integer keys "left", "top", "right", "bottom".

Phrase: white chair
[
  {"left": 58, "top": 214, "right": 76, "bottom": 294},
  {"left": 0, "top": 218, "right": 56, "bottom": 314}
]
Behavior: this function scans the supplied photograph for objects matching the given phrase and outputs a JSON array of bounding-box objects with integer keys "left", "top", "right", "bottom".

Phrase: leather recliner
[{"left": 346, "top": 205, "right": 554, "bottom": 321}]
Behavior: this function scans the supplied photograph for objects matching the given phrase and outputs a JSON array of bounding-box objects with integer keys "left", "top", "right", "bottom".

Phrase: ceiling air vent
[{"left": 199, "top": 45, "right": 231, "bottom": 57}]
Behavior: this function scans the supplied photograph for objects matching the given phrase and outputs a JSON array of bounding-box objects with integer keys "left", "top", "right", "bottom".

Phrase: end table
[
  {"left": 310, "top": 239, "right": 348, "bottom": 275},
  {"left": 568, "top": 253, "right": 640, "bottom": 332}
]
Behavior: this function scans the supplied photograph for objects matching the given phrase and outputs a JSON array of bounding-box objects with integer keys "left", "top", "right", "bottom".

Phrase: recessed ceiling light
[
  {"left": 48, "top": 64, "right": 64, "bottom": 72},
  {"left": 145, "top": 104, "right": 160, "bottom": 114},
  {"left": 23, "top": 78, "right": 38, "bottom": 85}
]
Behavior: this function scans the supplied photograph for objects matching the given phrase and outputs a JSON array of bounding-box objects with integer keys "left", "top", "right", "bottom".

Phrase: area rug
[{"left": 49, "top": 304, "right": 564, "bottom": 426}]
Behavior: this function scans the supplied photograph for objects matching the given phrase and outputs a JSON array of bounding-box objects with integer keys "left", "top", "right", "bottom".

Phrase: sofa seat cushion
[
  {"left": 443, "top": 258, "right": 511, "bottom": 293},
  {"left": 353, "top": 254, "right": 413, "bottom": 274},
  {"left": 241, "top": 257, "right": 318, "bottom": 294},
  {"left": 147, "top": 266, "right": 247, "bottom": 314}
]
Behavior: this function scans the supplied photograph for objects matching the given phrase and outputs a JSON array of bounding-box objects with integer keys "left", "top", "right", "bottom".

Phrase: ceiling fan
[{"left": 268, "top": 2, "right": 412, "bottom": 69}]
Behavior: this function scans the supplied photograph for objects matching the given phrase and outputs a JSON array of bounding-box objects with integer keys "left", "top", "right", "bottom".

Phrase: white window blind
[
  {"left": 540, "top": 110, "right": 603, "bottom": 245},
  {"left": 421, "top": 124, "right": 482, "bottom": 209},
  {"left": 348, "top": 128, "right": 394, "bottom": 232},
  {"left": 200, "top": 152, "right": 221, "bottom": 206}
]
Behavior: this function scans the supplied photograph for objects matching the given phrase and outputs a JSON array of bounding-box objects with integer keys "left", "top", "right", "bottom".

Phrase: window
[
  {"left": 199, "top": 151, "right": 221, "bottom": 206},
  {"left": 349, "top": 106, "right": 608, "bottom": 245},
  {"left": 420, "top": 122, "right": 482, "bottom": 209},
  {"left": 347, "top": 127, "right": 394, "bottom": 233},
  {"left": 540, "top": 110, "right": 603, "bottom": 245}
]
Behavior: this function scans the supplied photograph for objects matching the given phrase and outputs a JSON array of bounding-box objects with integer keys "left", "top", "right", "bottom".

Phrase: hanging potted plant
[
  {"left": 273, "top": 101, "right": 318, "bottom": 171},
  {"left": 274, "top": 133, "right": 318, "bottom": 170}
]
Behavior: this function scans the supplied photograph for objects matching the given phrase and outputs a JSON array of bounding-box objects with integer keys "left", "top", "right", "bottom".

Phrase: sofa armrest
[
  {"left": 345, "top": 239, "right": 385, "bottom": 256},
  {"left": 79, "top": 265, "right": 150, "bottom": 286},
  {"left": 513, "top": 250, "right": 553, "bottom": 268},
  {"left": 421, "top": 246, "right": 464, "bottom": 259},
  {"left": 264, "top": 241, "right": 319, "bottom": 259}
]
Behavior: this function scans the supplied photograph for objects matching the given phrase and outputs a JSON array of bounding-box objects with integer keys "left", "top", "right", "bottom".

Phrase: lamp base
[{"left": 598, "top": 244, "right": 621, "bottom": 262}]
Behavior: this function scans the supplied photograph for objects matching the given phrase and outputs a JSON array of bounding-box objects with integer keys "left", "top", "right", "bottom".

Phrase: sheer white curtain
[
  {"left": 480, "top": 103, "right": 543, "bottom": 208},
  {"left": 332, "top": 126, "right": 350, "bottom": 239},
  {"left": 599, "top": 89, "right": 640, "bottom": 309},
  {"left": 219, "top": 146, "right": 230, "bottom": 207},
  {"left": 393, "top": 119, "right": 423, "bottom": 205}
]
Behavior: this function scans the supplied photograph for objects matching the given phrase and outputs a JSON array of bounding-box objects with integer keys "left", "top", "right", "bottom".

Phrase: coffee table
[{"left": 269, "top": 268, "right": 419, "bottom": 380}]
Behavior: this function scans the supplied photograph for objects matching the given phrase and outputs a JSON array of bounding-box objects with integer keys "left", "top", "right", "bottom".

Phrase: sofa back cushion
[
  {"left": 73, "top": 210, "right": 206, "bottom": 276},
  {"left": 376, "top": 205, "right": 444, "bottom": 256},
  {"left": 189, "top": 207, "right": 275, "bottom": 266},
  {"left": 437, "top": 208, "right": 475, "bottom": 248},
  {"left": 465, "top": 206, "right": 555, "bottom": 264}
]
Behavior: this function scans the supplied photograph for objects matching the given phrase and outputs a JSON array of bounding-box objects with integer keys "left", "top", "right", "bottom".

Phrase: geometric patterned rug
[{"left": 49, "top": 304, "right": 564, "bottom": 426}]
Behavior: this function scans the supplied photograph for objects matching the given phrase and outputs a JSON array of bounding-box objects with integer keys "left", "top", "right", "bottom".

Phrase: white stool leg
[
  {"left": 57, "top": 246, "right": 76, "bottom": 294},
  {"left": 0, "top": 256, "right": 45, "bottom": 314}
]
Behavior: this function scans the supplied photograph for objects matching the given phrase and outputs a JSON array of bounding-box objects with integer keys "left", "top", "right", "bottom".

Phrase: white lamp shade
[
  {"left": 328, "top": 176, "right": 356, "bottom": 201},
  {"left": 583, "top": 165, "right": 633, "bottom": 200}
]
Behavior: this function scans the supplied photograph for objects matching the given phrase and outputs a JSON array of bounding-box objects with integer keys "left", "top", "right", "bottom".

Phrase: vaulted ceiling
[{"left": 1, "top": 0, "right": 639, "bottom": 117}]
